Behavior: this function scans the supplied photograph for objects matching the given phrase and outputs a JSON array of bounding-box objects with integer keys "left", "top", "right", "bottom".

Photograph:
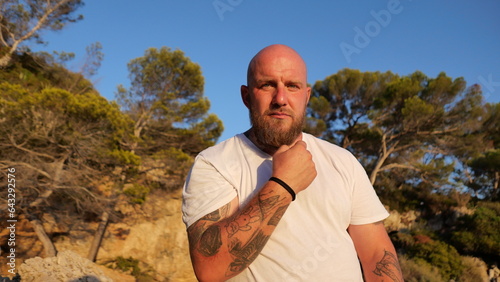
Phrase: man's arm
[
  {"left": 186, "top": 141, "right": 316, "bottom": 281},
  {"left": 187, "top": 182, "right": 292, "bottom": 281},
  {"left": 348, "top": 222, "right": 404, "bottom": 282}
]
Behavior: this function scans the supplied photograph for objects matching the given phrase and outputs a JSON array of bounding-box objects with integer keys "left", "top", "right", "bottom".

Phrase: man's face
[{"left": 241, "top": 48, "right": 311, "bottom": 149}]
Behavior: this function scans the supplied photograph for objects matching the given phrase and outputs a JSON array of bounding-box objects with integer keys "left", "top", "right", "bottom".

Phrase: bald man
[{"left": 182, "top": 45, "right": 403, "bottom": 281}]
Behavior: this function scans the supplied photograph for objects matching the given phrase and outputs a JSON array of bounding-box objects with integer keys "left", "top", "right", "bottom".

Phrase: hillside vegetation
[{"left": 0, "top": 1, "right": 499, "bottom": 280}]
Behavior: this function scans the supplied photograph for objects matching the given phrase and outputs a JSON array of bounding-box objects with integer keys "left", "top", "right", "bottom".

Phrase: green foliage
[
  {"left": 117, "top": 46, "right": 223, "bottom": 154},
  {"left": 0, "top": 0, "right": 84, "bottom": 66},
  {"left": 0, "top": 82, "right": 133, "bottom": 147},
  {"left": 0, "top": 51, "right": 97, "bottom": 94},
  {"left": 108, "top": 149, "right": 142, "bottom": 166},
  {"left": 122, "top": 184, "right": 150, "bottom": 204},
  {"left": 118, "top": 46, "right": 206, "bottom": 126},
  {"left": 110, "top": 256, "right": 155, "bottom": 280},
  {"left": 468, "top": 148, "right": 500, "bottom": 199},
  {"left": 406, "top": 237, "right": 464, "bottom": 280},
  {"left": 147, "top": 147, "right": 195, "bottom": 192},
  {"left": 399, "top": 255, "right": 444, "bottom": 282},
  {"left": 0, "top": 80, "right": 138, "bottom": 220},
  {"left": 401, "top": 96, "right": 442, "bottom": 131},
  {"left": 114, "top": 256, "right": 142, "bottom": 276},
  {"left": 401, "top": 255, "right": 488, "bottom": 282},
  {"left": 154, "top": 147, "right": 191, "bottom": 163},
  {"left": 309, "top": 68, "right": 494, "bottom": 206},
  {"left": 451, "top": 202, "right": 500, "bottom": 257}
]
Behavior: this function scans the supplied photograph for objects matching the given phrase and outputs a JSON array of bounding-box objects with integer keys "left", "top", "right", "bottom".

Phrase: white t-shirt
[{"left": 182, "top": 133, "right": 389, "bottom": 281}]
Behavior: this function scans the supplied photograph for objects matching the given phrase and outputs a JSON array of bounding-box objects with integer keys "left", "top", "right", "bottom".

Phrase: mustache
[{"left": 265, "top": 108, "right": 295, "bottom": 117}]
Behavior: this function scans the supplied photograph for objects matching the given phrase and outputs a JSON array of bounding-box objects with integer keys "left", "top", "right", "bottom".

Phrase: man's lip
[{"left": 269, "top": 112, "right": 291, "bottom": 118}]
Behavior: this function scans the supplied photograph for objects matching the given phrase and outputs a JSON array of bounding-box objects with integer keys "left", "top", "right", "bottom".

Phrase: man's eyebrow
[
  {"left": 253, "top": 79, "right": 276, "bottom": 86},
  {"left": 254, "top": 79, "right": 303, "bottom": 85},
  {"left": 286, "top": 80, "right": 303, "bottom": 85}
]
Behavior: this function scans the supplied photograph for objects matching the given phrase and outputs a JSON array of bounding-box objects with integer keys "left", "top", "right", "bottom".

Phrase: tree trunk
[
  {"left": 30, "top": 219, "right": 57, "bottom": 257},
  {"left": 87, "top": 211, "right": 109, "bottom": 262},
  {"left": 0, "top": 53, "right": 12, "bottom": 68},
  {"left": 370, "top": 133, "right": 397, "bottom": 185}
]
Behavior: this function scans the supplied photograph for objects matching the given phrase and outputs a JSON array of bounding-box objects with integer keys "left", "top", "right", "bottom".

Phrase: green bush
[
  {"left": 451, "top": 202, "right": 500, "bottom": 257},
  {"left": 115, "top": 256, "right": 142, "bottom": 276},
  {"left": 399, "top": 255, "right": 444, "bottom": 282},
  {"left": 123, "top": 184, "right": 150, "bottom": 204},
  {"left": 110, "top": 256, "right": 155, "bottom": 281},
  {"left": 409, "top": 239, "right": 464, "bottom": 281}
]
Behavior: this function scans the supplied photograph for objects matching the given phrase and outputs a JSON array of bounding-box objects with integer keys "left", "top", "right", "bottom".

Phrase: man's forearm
[{"left": 188, "top": 181, "right": 292, "bottom": 281}]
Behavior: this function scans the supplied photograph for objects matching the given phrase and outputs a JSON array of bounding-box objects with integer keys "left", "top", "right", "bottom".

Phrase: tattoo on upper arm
[
  {"left": 199, "top": 225, "right": 223, "bottom": 257},
  {"left": 203, "top": 209, "right": 222, "bottom": 222},
  {"left": 189, "top": 202, "right": 232, "bottom": 256},
  {"left": 373, "top": 250, "right": 403, "bottom": 282}
]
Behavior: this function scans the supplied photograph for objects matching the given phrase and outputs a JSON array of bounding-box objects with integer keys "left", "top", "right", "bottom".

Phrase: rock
[
  {"left": 384, "top": 209, "right": 420, "bottom": 232},
  {"left": 48, "top": 188, "right": 197, "bottom": 281},
  {"left": 1, "top": 189, "right": 196, "bottom": 281},
  {"left": 18, "top": 250, "right": 113, "bottom": 282}
]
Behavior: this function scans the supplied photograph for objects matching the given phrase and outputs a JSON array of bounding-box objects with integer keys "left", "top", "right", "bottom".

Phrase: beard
[{"left": 249, "top": 104, "right": 306, "bottom": 150}]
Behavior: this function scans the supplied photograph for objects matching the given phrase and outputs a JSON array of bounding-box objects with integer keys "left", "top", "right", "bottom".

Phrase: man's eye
[{"left": 288, "top": 84, "right": 299, "bottom": 89}]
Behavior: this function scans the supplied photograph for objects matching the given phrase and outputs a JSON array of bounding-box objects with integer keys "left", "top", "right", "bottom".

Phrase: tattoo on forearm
[
  {"left": 226, "top": 230, "right": 270, "bottom": 275},
  {"left": 225, "top": 206, "right": 260, "bottom": 238},
  {"left": 373, "top": 250, "right": 403, "bottom": 282},
  {"left": 258, "top": 194, "right": 280, "bottom": 215},
  {"left": 199, "top": 224, "right": 223, "bottom": 257},
  {"left": 268, "top": 205, "right": 287, "bottom": 226}
]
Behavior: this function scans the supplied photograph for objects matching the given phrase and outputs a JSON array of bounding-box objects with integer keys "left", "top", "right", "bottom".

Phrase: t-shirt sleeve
[
  {"left": 182, "top": 155, "right": 237, "bottom": 228},
  {"left": 349, "top": 155, "right": 389, "bottom": 225}
]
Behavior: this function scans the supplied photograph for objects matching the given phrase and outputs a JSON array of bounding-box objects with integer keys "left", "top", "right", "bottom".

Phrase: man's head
[{"left": 241, "top": 44, "right": 311, "bottom": 153}]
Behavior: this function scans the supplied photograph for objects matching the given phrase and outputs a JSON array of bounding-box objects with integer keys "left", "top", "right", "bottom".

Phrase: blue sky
[{"left": 33, "top": 0, "right": 500, "bottom": 143}]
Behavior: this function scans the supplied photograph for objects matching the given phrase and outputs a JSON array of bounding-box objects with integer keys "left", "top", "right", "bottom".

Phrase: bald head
[{"left": 246, "top": 44, "right": 308, "bottom": 86}]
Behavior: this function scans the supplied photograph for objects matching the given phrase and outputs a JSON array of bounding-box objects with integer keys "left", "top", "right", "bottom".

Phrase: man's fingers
[
  {"left": 275, "top": 144, "right": 291, "bottom": 154},
  {"left": 293, "top": 140, "right": 307, "bottom": 149}
]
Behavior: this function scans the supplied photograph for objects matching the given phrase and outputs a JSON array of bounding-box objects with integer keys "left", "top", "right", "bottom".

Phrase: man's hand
[{"left": 272, "top": 140, "right": 317, "bottom": 194}]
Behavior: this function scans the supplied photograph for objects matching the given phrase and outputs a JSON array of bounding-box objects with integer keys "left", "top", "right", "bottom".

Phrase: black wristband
[{"left": 269, "top": 177, "right": 296, "bottom": 201}]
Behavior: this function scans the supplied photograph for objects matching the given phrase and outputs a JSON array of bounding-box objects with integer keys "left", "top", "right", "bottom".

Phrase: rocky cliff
[{"left": 0, "top": 188, "right": 196, "bottom": 281}]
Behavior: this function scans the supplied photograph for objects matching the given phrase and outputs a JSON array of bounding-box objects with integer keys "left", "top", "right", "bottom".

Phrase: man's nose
[{"left": 272, "top": 85, "right": 288, "bottom": 106}]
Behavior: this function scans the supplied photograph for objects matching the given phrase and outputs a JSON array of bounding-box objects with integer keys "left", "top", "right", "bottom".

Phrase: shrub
[
  {"left": 459, "top": 256, "right": 489, "bottom": 282},
  {"left": 399, "top": 255, "right": 444, "bottom": 282},
  {"left": 410, "top": 239, "right": 464, "bottom": 281},
  {"left": 123, "top": 184, "right": 150, "bottom": 204},
  {"left": 451, "top": 202, "right": 500, "bottom": 257}
]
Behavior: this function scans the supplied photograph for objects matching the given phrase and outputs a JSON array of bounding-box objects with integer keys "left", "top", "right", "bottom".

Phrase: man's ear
[{"left": 241, "top": 85, "right": 250, "bottom": 109}]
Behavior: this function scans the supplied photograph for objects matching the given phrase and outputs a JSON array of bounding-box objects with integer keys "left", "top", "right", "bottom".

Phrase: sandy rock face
[
  {"left": 18, "top": 250, "right": 112, "bottom": 282},
  {"left": 51, "top": 189, "right": 197, "bottom": 281},
  {"left": 1, "top": 188, "right": 196, "bottom": 281}
]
